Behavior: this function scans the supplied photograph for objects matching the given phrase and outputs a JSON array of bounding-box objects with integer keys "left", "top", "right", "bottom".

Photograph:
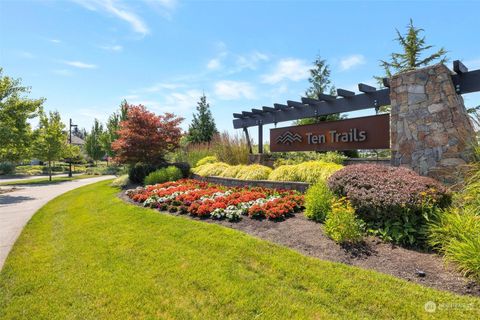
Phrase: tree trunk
[{"left": 49, "top": 160, "right": 52, "bottom": 181}]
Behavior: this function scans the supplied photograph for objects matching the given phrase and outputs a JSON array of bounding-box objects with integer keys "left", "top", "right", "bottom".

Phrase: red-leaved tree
[{"left": 112, "top": 104, "right": 183, "bottom": 165}]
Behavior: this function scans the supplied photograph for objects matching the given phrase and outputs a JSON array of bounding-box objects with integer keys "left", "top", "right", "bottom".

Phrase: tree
[
  {"left": 32, "top": 111, "right": 67, "bottom": 181},
  {"left": 112, "top": 104, "right": 183, "bottom": 165},
  {"left": 85, "top": 119, "right": 105, "bottom": 165},
  {"left": 187, "top": 94, "right": 218, "bottom": 143},
  {"left": 100, "top": 100, "right": 129, "bottom": 160},
  {"left": 0, "top": 68, "right": 44, "bottom": 162},
  {"left": 374, "top": 19, "right": 448, "bottom": 113},
  {"left": 296, "top": 56, "right": 341, "bottom": 125},
  {"left": 376, "top": 19, "right": 447, "bottom": 82}
]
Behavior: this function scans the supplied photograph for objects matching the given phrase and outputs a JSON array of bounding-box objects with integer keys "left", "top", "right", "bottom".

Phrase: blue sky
[{"left": 1, "top": 0, "right": 479, "bottom": 141}]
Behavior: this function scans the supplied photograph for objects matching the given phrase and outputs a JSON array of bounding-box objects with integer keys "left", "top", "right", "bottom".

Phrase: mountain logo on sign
[{"left": 276, "top": 131, "right": 302, "bottom": 144}]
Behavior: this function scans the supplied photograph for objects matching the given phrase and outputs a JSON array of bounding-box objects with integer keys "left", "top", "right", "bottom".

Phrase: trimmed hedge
[{"left": 328, "top": 164, "right": 451, "bottom": 246}]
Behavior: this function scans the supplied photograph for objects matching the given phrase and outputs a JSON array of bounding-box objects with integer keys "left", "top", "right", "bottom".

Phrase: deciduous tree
[
  {"left": 0, "top": 68, "right": 44, "bottom": 162},
  {"left": 32, "top": 111, "right": 67, "bottom": 181},
  {"left": 112, "top": 104, "right": 183, "bottom": 165}
]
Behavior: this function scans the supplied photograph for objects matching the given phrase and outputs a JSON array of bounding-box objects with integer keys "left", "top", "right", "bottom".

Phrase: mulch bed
[{"left": 119, "top": 191, "right": 480, "bottom": 297}]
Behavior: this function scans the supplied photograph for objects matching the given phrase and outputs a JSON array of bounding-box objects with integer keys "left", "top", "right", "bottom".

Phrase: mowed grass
[
  {"left": 0, "top": 174, "right": 97, "bottom": 186},
  {"left": 1, "top": 181, "right": 479, "bottom": 319}
]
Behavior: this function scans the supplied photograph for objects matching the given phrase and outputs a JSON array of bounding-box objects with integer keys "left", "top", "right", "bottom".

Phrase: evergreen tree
[
  {"left": 32, "top": 111, "right": 67, "bottom": 181},
  {"left": 101, "top": 100, "right": 129, "bottom": 159},
  {"left": 187, "top": 94, "right": 218, "bottom": 143},
  {"left": 296, "top": 56, "right": 340, "bottom": 125},
  {"left": 376, "top": 19, "right": 447, "bottom": 83},
  {"left": 374, "top": 19, "right": 448, "bottom": 112},
  {"left": 85, "top": 119, "right": 105, "bottom": 165}
]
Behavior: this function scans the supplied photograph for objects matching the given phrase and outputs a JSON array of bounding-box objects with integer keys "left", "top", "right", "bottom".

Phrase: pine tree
[
  {"left": 377, "top": 19, "right": 447, "bottom": 82},
  {"left": 101, "top": 100, "right": 129, "bottom": 159},
  {"left": 296, "top": 56, "right": 340, "bottom": 125},
  {"left": 85, "top": 119, "right": 105, "bottom": 165},
  {"left": 187, "top": 94, "right": 218, "bottom": 143},
  {"left": 374, "top": 19, "right": 448, "bottom": 113}
]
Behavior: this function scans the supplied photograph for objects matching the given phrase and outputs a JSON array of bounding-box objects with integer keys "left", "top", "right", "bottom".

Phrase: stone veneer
[{"left": 390, "top": 63, "right": 476, "bottom": 184}]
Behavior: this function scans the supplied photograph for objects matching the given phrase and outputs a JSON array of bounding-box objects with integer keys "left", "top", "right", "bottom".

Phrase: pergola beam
[
  {"left": 233, "top": 88, "right": 390, "bottom": 129},
  {"left": 358, "top": 83, "right": 376, "bottom": 93},
  {"left": 453, "top": 60, "right": 468, "bottom": 74},
  {"left": 337, "top": 89, "right": 355, "bottom": 97}
]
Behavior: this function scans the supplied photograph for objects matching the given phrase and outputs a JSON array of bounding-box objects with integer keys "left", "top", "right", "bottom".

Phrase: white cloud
[
  {"left": 261, "top": 58, "right": 310, "bottom": 84},
  {"left": 49, "top": 39, "right": 61, "bottom": 44},
  {"left": 339, "top": 54, "right": 366, "bottom": 71},
  {"left": 72, "top": 0, "right": 149, "bottom": 35},
  {"left": 100, "top": 44, "right": 123, "bottom": 52},
  {"left": 214, "top": 80, "right": 256, "bottom": 100},
  {"left": 235, "top": 51, "right": 269, "bottom": 71},
  {"left": 130, "top": 89, "right": 202, "bottom": 114},
  {"left": 63, "top": 60, "right": 98, "bottom": 69},
  {"left": 207, "top": 58, "right": 221, "bottom": 70}
]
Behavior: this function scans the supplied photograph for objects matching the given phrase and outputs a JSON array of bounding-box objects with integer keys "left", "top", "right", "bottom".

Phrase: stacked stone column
[{"left": 390, "top": 63, "right": 476, "bottom": 184}]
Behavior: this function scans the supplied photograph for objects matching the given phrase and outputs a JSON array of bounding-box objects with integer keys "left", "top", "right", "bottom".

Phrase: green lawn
[
  {"left": 0, "top": 181, "right": 478, "bottom": 319},
  {"left": 0, "top": 174, "right": 97, "bottom": 186}
]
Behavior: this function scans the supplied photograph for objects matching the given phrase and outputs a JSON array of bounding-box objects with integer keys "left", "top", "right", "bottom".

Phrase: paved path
[
  {"left": 0, "top": 175, "right": 115, "bottom": 270},
  {"left": 0, "top": 173, "right": 75, "bottom": 184}
]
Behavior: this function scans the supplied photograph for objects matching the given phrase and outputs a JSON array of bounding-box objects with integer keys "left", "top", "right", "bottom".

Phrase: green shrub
[
  {"left": 111, "top": 175, "right": 129, "bottom": 188},
  {"left": 273, "top": 151, "right": 347, "bottom": 167},
  {"left": 235, "top": 164, "right": 272, "bottom": 180},
  {"left": 15, "top": 165, "right": 43, "bottom": 174},
  {"left": 196, "top": 156, "right": 218, "bottom": 167},
  {"left": 267, "top": 165, "right": 298, "bottom": 181},
  {"left": 219, "top": 165, "right": 246, "bottom": 178},
  {"left": 144, "top": 166, "right": 182, "bottom": 186},
  {"left": 324, "top": 198, "right": 364, "bottom": 244},
  {"left": 304, "top": 181, "right": 334, "bottom": 222},
  {"left": 169, "top": 162, "right": 190, "bottom": 178},
  {"left": 192, "top": 162, "right": 230, "bottom": 177},
  {"left": 0, "top": 162, "right": 15, "bottom": 175},
  {"left": 269, "top": 161, "right": 343, "bottom": 184},
  {"left": 128, "top": 163, "right": 157, "bottom": 184},
  {"left": 429, "top": 207, "right": 480, "bottom": 280}
]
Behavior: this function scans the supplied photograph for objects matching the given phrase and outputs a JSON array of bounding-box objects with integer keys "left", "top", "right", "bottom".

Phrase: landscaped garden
[
  {"left": 1, "top": 13, "right": 480, "bottom": 318},
  {"left": 1, "top": 180, "right": 479, "bottom": 319}
]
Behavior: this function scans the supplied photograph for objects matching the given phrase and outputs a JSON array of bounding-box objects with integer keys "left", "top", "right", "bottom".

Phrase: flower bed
[{"left": 125, "top": 179, "right": 304, "bottom": 221}]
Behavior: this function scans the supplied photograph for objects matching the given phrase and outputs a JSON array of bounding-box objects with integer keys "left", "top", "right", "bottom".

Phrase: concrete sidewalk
[
  {"left": 0, "top": 175, "right": 115, "bottom": 270},
  {"left": 0, "top": 173, "right": 76, "bottom": 184}
]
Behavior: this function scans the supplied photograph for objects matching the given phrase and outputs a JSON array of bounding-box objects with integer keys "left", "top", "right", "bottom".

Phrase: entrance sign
[{"left": 270, "top": 114, "right": 390, "bottom": 152}]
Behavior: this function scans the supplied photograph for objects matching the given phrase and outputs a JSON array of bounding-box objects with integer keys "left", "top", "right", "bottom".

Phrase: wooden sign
[{"left": 270, "top": 114, "right": 390, "bottom": 152}]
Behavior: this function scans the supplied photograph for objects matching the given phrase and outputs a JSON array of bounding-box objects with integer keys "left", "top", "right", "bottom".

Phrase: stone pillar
[{"left": 390, "top": 64, "right": 476, "bottom": 184}]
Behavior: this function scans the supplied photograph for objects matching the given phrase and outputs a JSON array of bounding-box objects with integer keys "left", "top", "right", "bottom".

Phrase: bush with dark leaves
[{"left": 328, "top": 164, "right": 451, "bottom": 246}]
